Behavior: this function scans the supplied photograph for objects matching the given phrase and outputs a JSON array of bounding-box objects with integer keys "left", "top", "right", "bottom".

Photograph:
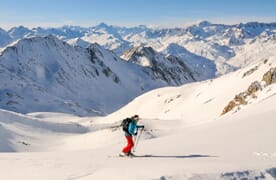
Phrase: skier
[{"left": 120, "top": 114, "right": 144, "bottom": 157}]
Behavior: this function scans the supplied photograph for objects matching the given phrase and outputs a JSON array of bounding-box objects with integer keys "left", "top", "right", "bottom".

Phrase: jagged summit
[
  {"left": 122, "top": 45, "right": 156, "bottom": 66},
  {"left": 197, "top": 20, "right": 213, "bottom": 27},
  {"left": 122, "top": 45, "right": 197, "bottom": 85},
  {"left": 8, "top": 25, "right": 32, "bottom": 39},
  {"left": 94, "top": 22, "right": 111, "bottom": 29}
]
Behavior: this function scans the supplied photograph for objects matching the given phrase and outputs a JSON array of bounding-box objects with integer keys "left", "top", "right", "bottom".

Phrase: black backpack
[{"left": 121, "top": 118, "right": 131, "bottom": 133}]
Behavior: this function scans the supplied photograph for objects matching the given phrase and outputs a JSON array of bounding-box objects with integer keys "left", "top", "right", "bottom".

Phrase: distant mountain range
[{"left": 1, "top": 21, "right": 276, "bottom": 71}]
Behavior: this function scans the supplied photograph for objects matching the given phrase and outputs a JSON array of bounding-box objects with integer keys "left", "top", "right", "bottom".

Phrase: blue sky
[{"left": 0, "top": 0, "right": 276, "bottom": 29}]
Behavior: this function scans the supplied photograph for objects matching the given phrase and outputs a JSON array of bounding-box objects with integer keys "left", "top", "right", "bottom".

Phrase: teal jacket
[{"left": 125, "top": 119, "right": 144, "bottom": 136}]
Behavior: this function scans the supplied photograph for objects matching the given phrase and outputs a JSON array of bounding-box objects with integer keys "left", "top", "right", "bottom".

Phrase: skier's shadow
[{"left": 135, "top": 154, "right": 216, "bottom": 158}]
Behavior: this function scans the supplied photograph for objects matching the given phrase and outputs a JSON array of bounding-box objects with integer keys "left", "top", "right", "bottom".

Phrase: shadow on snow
[{"left": 134, "top": 154, "right": 217, "bottom": 158}]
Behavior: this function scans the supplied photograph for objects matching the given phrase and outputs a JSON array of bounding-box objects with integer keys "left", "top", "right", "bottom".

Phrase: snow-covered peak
[
  {"left": 162, "top": 43, "right": 218, "bottom": 78},
  {"left": 8, "top": 25, "right": 32, "bottom": 39},
  {"left": 122, "top": 45, "right": 156, "bottom": 67},
  {"left": 122, "top": 45, "right": 199, "bottom": 85},
  {"left": 93, "top": 22, "right": 111, "bottom": 29},
  {"left": 0, "top": 36, "right": 121, "bottom": 115},
  {"left": 197, "top": 20, "right": 213, "bottom": 27},
  {"left": 29, "top": 26, "right": 86, "bottom": 39},
  {"left": 238, "top": 21, "right": 276, "bottom": 29},
  {"left": 90, "top": 22, "right": 121, "bottom": 37},
  {"left": 233, "top": 22, "right": 276, "bottom": 39}
]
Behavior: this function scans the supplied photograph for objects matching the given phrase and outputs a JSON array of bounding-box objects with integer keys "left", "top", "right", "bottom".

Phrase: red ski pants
[{"left": 122, "top": 135, "right": 134, "bottom": 153}]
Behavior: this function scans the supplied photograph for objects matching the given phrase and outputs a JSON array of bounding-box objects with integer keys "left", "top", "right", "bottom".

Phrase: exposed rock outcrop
[
  {"left": 221, "top": 80, "right": 262, "bottom": 115},
  {"left": 222, "top": 66, "right": 276, "bottom": 115},
  {"left": 262, "top": 67, "right": 276, "bottom": 85}
]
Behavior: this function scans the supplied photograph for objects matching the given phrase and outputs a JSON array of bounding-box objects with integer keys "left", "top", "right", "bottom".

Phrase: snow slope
[
  {"left": 0, "top": 109, "right": 88, "bottom": 152},
  {"left": 0, "top": 97, "right": 275, "bottom": 179},
  {"left": 0, "top": 55, "right": 275, "bottom": 179}
]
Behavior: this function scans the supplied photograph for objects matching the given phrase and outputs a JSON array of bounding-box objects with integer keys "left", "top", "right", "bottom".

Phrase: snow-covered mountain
[
  {"left": 2, "top": 21, "right": 276, "bottom": 77},
  {"left": 121, "top": 45, "right": 202, "bottom": 85},
  {"left": 0, "top": 35, "right": 201, "bottom": 116},
  {"left": 162, "top": 43, "right": 223, "bottom": 76},
  {"left": 8, "top": 25, "right": 33, "bottom": 40}
]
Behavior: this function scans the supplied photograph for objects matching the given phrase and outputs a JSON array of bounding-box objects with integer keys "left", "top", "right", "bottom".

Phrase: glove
[{"left": 134, "top": 132, "right": 138, "bottom": 136}]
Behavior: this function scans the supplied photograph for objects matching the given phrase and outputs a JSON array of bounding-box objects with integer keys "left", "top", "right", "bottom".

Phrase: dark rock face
[{"left": 122, "top": 45, "right": 196, "bottom": 85}]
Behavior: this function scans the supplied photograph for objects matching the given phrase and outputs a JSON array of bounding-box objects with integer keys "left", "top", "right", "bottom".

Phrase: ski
[
  {"left": 108, "top": 154, "right": 152, "bottom": 158},
  {"left": 117, "top": 154, "right": 152, "bottom": 158}
]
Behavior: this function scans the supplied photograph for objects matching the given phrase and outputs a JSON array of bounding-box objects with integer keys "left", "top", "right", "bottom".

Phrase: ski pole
[
  {"left": 133, "top": 134, "right": 137, "bottom": 145},
  {"left": 133, "top": 127, "right": 144, "bottom": 152}
]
